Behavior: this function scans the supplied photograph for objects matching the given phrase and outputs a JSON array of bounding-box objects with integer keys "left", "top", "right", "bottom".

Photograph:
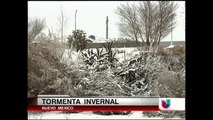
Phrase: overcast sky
[{"left": 28, "top": 1, "right": 185, "bottom": 41}]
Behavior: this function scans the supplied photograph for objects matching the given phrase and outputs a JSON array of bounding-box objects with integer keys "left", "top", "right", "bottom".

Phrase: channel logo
[
  {"left": 159, "top": 98, "right": 185, "bottom": 111},
  {"left": 161, "top": 99, "right": 170, "bottom": 109}
]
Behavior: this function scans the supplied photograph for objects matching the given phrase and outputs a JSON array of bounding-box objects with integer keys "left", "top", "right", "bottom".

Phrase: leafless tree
[
  {"left": 47, "top": 27, "right": 60, "bottom": 41},
  {"left": 154, "top": 1, "right": 178, "bottom": 46},
  {"left": 47, "top": 28, "right": 53, "bottom": 40},
  {"left": 115, "top": 3, "right": 140, "bottom": 43},
  {"left": 28, "top": 18, "right": 46, "bottom": 42},
  {"left": 115, "top": 1, "right": 178, "bottom": 46},
  {"left": 137, "top": 1, "right": 158, "bottom": 46},
  {"left": 57, "top": 4, "right": 68, "bottom": 42}
]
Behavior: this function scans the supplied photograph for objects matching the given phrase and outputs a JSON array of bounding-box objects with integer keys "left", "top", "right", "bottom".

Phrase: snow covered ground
[
  {"left": 113, "top": 47, "right": 140, "bottom": 63},
  {"left": 166, "top": 44, "right": 175, "bottom": 48},
  {"left": 28, "top": 111, "right": 165, "bottom": 119},
  {"left": 61, "top": 47, "right": 140, "bottom": 65}
]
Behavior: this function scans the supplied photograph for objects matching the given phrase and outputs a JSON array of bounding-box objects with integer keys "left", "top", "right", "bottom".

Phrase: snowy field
[{"left": 28, "top": 111, "right": 167, "bottom": 119}]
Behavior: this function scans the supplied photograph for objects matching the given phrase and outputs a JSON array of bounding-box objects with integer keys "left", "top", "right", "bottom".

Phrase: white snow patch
[
  {"left": 129, "top": 69, "right": 136, "bottom": 71},
  {"left": 85, "top": 47, "right": 140, "bottom": 63},
  {"left": 166, "top": 44, "right": 175, "bottom": 48},
  {"left": 61, "top": 49, "right": 81, "bottom": 66}
]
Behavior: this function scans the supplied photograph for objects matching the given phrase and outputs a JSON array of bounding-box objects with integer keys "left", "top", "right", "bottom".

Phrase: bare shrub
[
  {"left": 151, "top": 67, "right": 185, "bottom": 98},
  {"left": 143, "top": 67, "right": 185, "bottom": 118},
  {"left": 166, "top": 45, "right": 185, "bottom": 56},
  {"left": 28, "top": 18, "right": 46, "bottom": 42},
  {"left": 143, "top": 47, "right": 185, "bottom": 118},
  {"left": 28, "top": 38, "right": 74, "bottom": 97}
]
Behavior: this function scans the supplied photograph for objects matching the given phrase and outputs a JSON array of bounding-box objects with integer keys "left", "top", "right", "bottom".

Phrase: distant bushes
[{"left": 67, "top": 30, "right": 91, "bottom": 52}]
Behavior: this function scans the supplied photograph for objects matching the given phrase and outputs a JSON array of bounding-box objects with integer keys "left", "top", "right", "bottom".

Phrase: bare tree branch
[
  {"left": 28, "top": 18, "right": 46, "bottom": 42},
  {"left": 115, "top": 3, "right": 140, "bottom": 43},
  {"left": 115, "top": 1, "right": 178, "bottom": 47},
  {"left": 57, "top": 4, "right": 69, "bottom": 42}
]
